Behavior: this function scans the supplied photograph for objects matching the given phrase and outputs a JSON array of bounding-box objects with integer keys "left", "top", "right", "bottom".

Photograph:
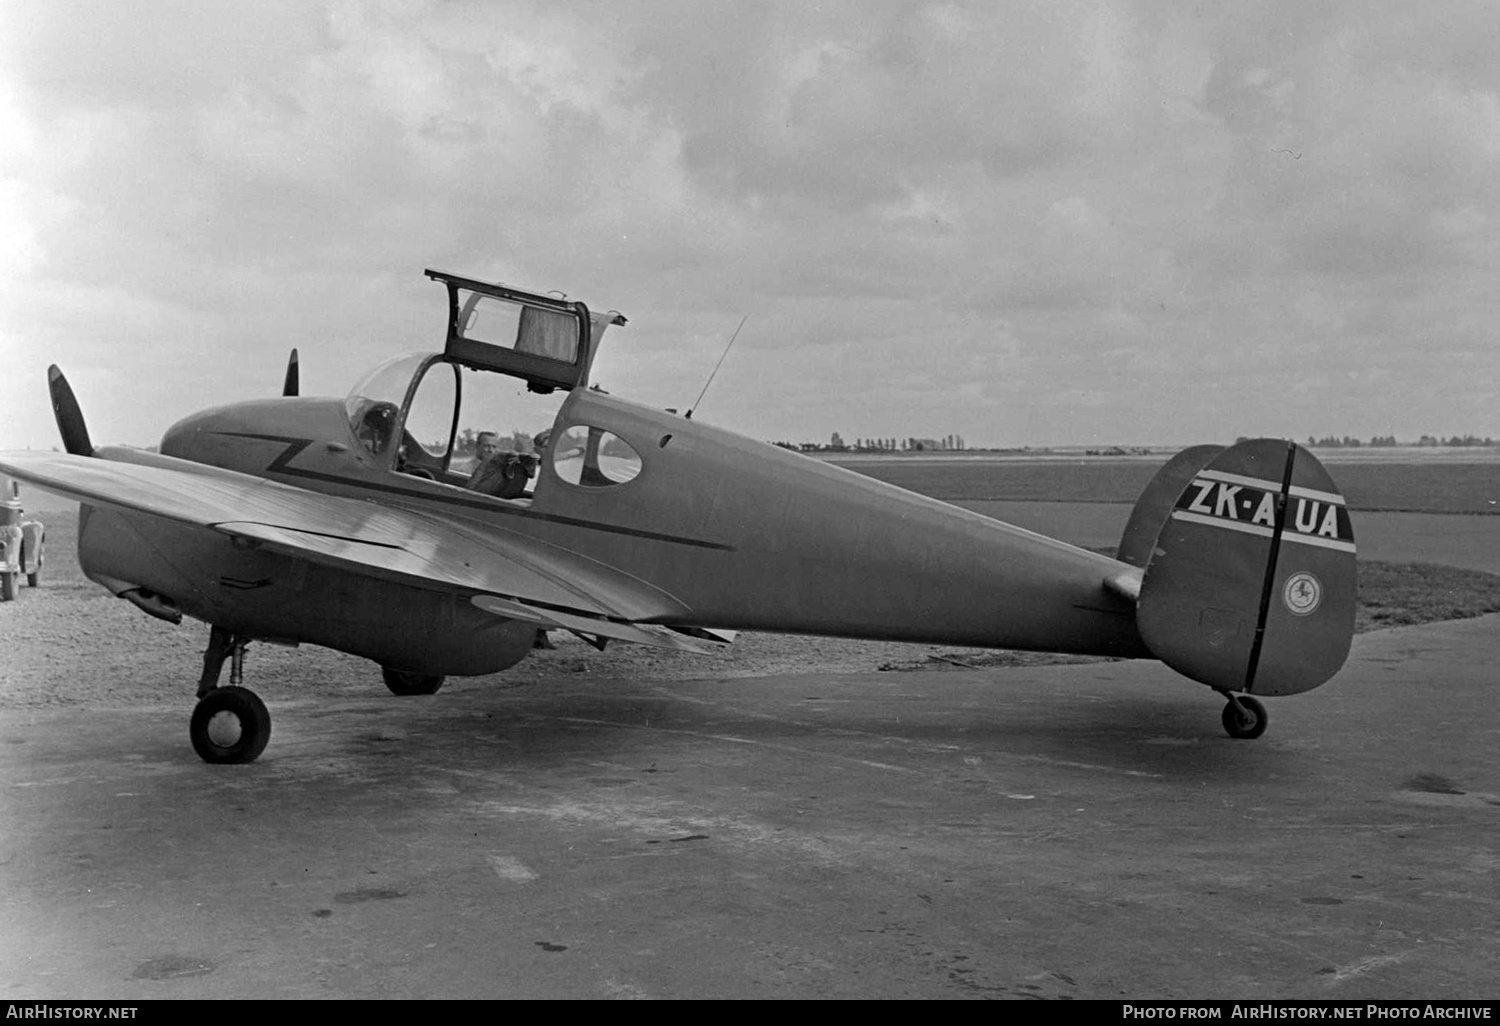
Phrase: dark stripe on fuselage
[{"left": 214, "top": 431, "right": 737, "bottom": 552}]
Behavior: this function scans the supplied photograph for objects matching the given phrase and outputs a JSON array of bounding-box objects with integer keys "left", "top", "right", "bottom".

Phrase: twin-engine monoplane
[{"left": 0, "top": 269, "right": 1356, "bottom": 763}]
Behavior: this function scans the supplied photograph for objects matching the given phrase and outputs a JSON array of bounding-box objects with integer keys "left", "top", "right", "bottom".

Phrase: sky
[{"left": 2, "top": 0, "right": 1499, "bottom": 451}]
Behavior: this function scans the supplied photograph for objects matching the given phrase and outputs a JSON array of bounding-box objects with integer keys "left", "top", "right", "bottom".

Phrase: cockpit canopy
[{"left": 342, "top": 272, "right": 628, "bottom": 488}]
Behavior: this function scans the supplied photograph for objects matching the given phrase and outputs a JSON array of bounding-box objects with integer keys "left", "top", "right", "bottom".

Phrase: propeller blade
[
  {"left": 282, "top": 348, "right": 300, "bottom": 397},
  {"left": 47, "top": 365, "right": 94, "bottom": 457}
]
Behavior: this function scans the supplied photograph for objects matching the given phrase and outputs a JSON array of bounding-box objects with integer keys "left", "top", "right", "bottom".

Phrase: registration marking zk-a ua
[{"left": 1169, "top": 470, "right": 1355, "bottom": 553}]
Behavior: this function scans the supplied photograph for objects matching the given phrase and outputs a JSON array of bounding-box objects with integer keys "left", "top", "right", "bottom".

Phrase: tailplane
[{"left": 1116, "top": 444, "right": 1223, "bottom": 568}]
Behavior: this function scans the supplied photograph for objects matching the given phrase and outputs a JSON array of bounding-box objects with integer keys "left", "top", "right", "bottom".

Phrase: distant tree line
[
  {"left": 1292, "top": 434, "right": 1497, "bottom": 448},
  {"left": 1414, "top": 434, "right": 1496, "bottom": 447},
  {"left": 773, "top": 433, "right": 970, "bottom": 453}
]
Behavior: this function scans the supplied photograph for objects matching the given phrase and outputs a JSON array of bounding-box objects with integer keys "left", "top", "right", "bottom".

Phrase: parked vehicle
[{"left": 0, "top": 475, "right": 44, "bottom": 600}]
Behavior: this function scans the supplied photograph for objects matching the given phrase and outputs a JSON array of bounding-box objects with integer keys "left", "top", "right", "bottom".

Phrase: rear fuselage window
[{"left": 552, "top": 426, "right": 642, "bottom": 487}]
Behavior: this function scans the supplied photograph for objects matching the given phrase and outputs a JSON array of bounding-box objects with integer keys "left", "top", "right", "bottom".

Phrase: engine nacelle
[{"left": 78, "top": 505, "right": 536, "bottom": 676}]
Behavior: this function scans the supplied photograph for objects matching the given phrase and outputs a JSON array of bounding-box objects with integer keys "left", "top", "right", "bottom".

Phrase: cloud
[{"left": 2, "top": 0, "right": 1500, "bottom": 451}]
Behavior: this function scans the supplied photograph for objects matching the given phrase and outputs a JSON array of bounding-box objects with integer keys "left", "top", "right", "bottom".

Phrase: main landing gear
[
  {"left": 381, "top": 666, "right": 445, "bottom": 696},
  {"left": 1220, "top": 693, "right": 1268, "bottom": 740},
  {"left": 189, "top": 625, "right": 271, "bottom": 764}
]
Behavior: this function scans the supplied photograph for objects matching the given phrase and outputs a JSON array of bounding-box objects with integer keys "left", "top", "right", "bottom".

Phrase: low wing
[{"left": 0, "top": 450, "right": 708, "bottom": 642}]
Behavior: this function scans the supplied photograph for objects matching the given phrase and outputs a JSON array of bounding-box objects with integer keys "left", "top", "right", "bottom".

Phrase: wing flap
[{"left": 471, "top": 595, "right": 722, "bottom": 654}]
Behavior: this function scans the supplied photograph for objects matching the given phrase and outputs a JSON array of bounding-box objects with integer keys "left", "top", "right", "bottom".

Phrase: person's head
[
  {"left": 359, "top": 402, "right": 397, "bottom": 453},
  {"left": 475, "top": 431, "right": 502, "bottom": 462}
]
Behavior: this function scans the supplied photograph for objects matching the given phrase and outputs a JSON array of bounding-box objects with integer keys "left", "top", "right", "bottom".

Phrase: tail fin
[
  {"left": 1116, "top": 444, "right": 1223, "bottom": 568},
  {"left": 1127, "top": 439, "right": 1356, "bottom": 697}
]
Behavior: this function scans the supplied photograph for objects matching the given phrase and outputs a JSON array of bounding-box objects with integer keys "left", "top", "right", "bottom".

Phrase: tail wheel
[
  {"left": 1222, "top": 695, "right": 1268, "bottom": 740},
  {"left": 381, "top": 667, "right": 445, "bottom": 696},
  {"left": 190, "top": 687, "right": 272, "bottom": 764}
]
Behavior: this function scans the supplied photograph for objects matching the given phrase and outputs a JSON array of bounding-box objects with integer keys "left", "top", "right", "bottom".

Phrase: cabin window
[{"left": 552, "top": 425, "right": 642, "bottom": 487}]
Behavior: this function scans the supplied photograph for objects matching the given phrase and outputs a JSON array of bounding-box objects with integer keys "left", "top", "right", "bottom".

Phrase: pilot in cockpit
[{"left": 354, "top": 401, "right": 399, "bottom": 456}]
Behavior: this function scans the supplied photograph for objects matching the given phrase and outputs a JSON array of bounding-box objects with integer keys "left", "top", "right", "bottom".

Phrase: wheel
[
  {"left": 1222, "top": 695, "right": 1268, "bottom": 740},
  {"left": 1, "top": 571, "right": 15, "bottom": 601},
  {"left": 26, "top": 571, "right": 39, "bottom": 587},
  {"left": 190, "top": 687, "right": 272, "bottom": 763},
  {"left": 381, "top": 666, "right": 445, "bottom": 696}
]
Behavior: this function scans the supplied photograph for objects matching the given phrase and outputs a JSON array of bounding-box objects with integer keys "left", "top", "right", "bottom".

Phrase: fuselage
[{"left": 150, "top": 383, "right": 1149, "bottom": 660}]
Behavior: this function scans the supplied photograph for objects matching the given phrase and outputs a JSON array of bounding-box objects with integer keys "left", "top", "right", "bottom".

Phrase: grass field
[
  {"left": 1352, "top": 561, "right": 1500, "bottom": 632},
  {"left": 836, "top": 456, "right": 1500, "bottom": 514}
]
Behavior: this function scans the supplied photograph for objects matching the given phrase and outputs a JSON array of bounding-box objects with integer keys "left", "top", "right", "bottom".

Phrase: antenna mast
[{"left": 685, "top": 315, "right": 747, "bottom": 419}]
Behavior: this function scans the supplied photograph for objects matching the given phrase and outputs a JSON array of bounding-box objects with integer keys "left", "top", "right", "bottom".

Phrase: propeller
[
  {"left": 282, "top": 348, "right": 299, "bottom": 397},
  {"left": 47, "top": 365, "right": 94, "bottom": 457}
]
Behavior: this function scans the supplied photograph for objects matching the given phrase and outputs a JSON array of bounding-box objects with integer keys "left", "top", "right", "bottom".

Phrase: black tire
[
  {"left": 381, "top": 666, "right": 445, "bottom": 696},
  {"left": 1222, "top": 695, "right": 1268, "bottom": 740},
  {"left": 26, "top": 571, "right": 39, "bottom": 587},
  {"left": 1, "top": 572, "right": 15, "bottom": 601},
  {"left": 190, "top": 687, "right": 272, "bottom": 763}
]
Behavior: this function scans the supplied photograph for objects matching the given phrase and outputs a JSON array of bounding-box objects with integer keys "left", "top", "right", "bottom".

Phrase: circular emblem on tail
[{"left": 1283, "top": 571, "right": 1322, "bottom": 616}]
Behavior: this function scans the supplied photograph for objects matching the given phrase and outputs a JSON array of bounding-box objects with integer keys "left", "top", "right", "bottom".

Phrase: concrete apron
[{"left": 1, "top": 616, "right": 1496, "bottom": 1000}]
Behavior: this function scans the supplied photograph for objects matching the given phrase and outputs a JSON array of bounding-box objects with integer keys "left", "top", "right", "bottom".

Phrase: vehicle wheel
[
  {"left": 26, "top": 570, "right": 39, "bottom": 587},
  {"left": 381, "top": 667, "right": 445, "bottom": 696},
  {"left": 190, "top": 687, "right": 272, "bottom": 764},
  {"left": 1222, "top": 695, "right": 1268, "bottom": 740},
  {"left": 1, "top": 572, "right": 15, "bottom": 601}
]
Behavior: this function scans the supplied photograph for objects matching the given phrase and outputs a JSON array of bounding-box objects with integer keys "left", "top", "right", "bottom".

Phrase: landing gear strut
[
  {"left": 189, "top": 625, "right": 271, "bottom": 763},
  {"left": 1220, "top": 693, "right": 1268, "bottom": 740}
]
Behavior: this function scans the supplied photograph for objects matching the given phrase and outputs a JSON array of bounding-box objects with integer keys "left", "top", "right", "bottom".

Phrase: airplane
[{"left": 0, "top": 269, "right": 1357, "bottom": 764}]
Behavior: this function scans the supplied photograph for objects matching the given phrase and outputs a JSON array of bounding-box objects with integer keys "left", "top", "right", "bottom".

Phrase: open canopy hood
[{"left": 425, "top": 268, "right": 626, "bottom": 394}]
